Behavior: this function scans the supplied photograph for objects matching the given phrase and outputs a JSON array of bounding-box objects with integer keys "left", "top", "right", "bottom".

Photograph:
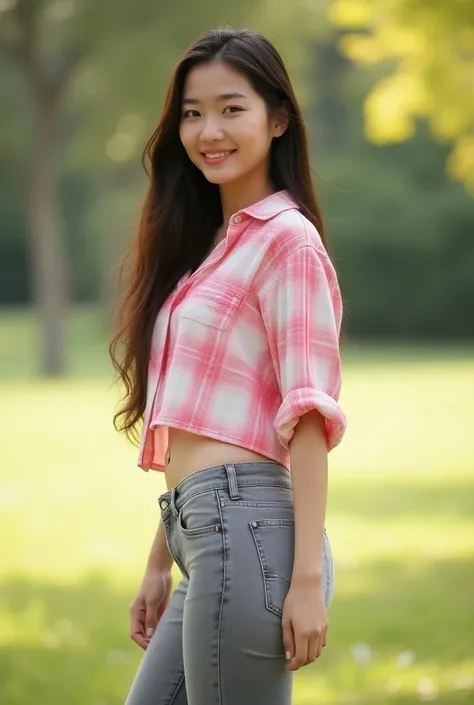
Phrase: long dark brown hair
[{"left": 110, "top": 26, "right": 328, "bottom": 442}]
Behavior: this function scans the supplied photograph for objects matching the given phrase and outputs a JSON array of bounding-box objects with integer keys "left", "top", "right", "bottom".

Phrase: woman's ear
[
  {"left": 272, "top": 104, "right": 290, "bottom": 138},
  {"left": 273, "top": 122, "right": 288, "bottom": 138}
]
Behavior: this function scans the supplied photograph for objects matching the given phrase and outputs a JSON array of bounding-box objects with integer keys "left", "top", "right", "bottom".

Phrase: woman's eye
[
  {"left": 182, "top": 110, "right": 200, "bottom": 118},
  {"left": 223, "top": 106, "right": 244, "bottom": 114}
]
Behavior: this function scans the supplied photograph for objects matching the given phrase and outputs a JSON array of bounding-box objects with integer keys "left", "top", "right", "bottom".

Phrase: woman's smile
[{"left": 201, "top": 149, "right": 237, "bottom": 166}]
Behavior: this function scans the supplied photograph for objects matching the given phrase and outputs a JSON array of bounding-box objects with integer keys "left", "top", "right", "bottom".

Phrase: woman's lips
[{"left": 201, "top": 150, "right": 236, "bottom": 166}]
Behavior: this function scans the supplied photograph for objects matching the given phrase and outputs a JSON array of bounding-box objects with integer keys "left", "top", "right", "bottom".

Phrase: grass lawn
[{"left": 1, "top": 307, "right": 474, "bottom": 704}]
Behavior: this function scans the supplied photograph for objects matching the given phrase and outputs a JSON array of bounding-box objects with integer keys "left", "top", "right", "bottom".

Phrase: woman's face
[{"left": 179, "top": 61, "right": 284, "bottom": 187}]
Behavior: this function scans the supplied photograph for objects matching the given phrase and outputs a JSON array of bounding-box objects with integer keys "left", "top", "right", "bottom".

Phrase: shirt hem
[{"left": 138, "top": 418, "right": 290, "bottom": 472}]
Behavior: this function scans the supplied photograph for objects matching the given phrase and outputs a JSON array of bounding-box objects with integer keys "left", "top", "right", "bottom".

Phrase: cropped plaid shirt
[{"left": 138, "top": 190, "right": 346, "bottom": 472}]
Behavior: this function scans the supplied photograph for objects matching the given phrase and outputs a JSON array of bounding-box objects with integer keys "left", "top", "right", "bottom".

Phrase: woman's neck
[{"left": 219, "top": 172, "right": 275, "bottom": 226}]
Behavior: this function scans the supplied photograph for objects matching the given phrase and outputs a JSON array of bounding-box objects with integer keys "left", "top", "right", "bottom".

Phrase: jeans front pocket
[
  {"left": 249, "top": 519, "right": 295, "bottom": 617},
  {"left": 176, "top": 490, "right": 222, "bottom": 537},
  {"left": 177, "top": 511, "right": 222, "bottom": 537}
]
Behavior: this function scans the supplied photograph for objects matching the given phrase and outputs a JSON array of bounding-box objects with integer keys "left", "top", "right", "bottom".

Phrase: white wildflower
[
  {"left": 397, "top": 650, "right": 416, "bottom": 668},
  {"left": 351, "top": 642, "right": 372, "bottom": 665},
  {"left": 417, "top": 677, "right": 438, "bottom": 701}
]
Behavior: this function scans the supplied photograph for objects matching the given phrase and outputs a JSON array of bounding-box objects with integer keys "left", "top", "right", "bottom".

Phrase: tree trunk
[{"left": 28, "top": 98, "right": 68, "bottom": 376}]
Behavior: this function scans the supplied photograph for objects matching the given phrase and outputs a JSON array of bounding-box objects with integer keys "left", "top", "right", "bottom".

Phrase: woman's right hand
[{"left": 129, "top": 568, "right": 173, "bottom": 650}]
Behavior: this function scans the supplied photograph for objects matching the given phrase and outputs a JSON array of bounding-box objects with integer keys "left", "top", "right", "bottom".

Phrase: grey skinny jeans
[{"left": 125, "top": 461, "right": 335, "bottom": 705}]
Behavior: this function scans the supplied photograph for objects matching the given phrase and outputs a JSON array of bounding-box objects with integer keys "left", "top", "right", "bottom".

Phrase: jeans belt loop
[{"left": 225, "top": 463, "right": 240, "bottom": 501}]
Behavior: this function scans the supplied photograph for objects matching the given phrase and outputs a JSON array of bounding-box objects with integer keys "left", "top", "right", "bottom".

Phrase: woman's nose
[{"left": 200, "top": 118, "right": 224, "bottom": 142}]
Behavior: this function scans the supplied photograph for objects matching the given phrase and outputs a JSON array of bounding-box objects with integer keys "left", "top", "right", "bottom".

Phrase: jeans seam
[
  {"left": 167, "top": 671, "right": 185, "bottom": 705},
  {"left": 216, "top": 495, "right": 227, "bottom": 705}
]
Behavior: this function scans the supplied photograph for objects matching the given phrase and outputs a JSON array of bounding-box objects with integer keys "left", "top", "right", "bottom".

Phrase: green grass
[{"left": 1, "top": 307, "right": 474, "bottom": 704}]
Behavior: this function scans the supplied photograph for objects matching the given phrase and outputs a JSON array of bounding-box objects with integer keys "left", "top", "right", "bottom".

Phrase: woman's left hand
[{"left": 281, "top": 575, "right": 328, "bottom": 671}]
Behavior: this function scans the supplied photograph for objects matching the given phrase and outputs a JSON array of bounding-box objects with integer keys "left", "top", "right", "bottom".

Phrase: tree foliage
[
  {"left": 1, "top": 1, "right": 473, "bottom": 347},
  {"left": 329, "top": 0, "right": 474, "bottom": 193}
]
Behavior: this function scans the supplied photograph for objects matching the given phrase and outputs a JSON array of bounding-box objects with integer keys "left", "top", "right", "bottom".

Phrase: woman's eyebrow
[{"left": 182, "top": 92, "right": 247, "bottom": 105}]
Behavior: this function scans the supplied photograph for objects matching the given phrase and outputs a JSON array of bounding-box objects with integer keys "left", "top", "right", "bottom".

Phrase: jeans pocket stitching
[
  {"left": 176, "top": 489, "right": 222, "bottom": 537},
  {"left": 250, "top": 525, "right": 280, "bottom": 616},
  {"left": 249, "top": 520, "right": 294, "bottom": 618},
  {"left": 176, "top": 510, "right": 221, "bottom": 537}
]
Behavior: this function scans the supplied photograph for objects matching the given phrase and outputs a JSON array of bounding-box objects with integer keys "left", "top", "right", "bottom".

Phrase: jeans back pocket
[
  {"left": 250, "top": 519, "right": 335, "bottom": 616},
  {"left": 249, "top": 519, "right": 295, "bottom": 617}
]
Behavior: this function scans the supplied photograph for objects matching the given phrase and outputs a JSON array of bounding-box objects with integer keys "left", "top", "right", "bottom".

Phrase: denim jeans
[{"left": 124, "top": 461, "right": 335, "bottom": 705}]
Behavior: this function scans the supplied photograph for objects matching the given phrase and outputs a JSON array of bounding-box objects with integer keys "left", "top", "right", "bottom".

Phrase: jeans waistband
[{"left": 158, "top": 461, "right": 291, "bottom": 516}]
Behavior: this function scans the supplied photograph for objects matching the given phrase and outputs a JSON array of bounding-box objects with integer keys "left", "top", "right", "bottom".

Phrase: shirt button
[
  {"left": 160, "top": 500, "right": 169, "bottom": 510},
  {"left": 233, "top": 214, "right": 242, "bottom": 224},
  {"left": 250, "top": 521, "right": 258, "bottom": 528}
]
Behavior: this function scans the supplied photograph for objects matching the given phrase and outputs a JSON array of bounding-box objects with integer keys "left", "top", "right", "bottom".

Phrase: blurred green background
[{"left": 1, "top": 1, "right": 473, "bottom": 704}]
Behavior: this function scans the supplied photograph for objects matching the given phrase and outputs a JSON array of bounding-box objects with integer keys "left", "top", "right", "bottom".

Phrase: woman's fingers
[
  {"left": 285, "top": 622, "right": 328, "bottom": 669},
  {"left": 288, "top": 630, "right": 309, "bottom": 671},
  {"left": 281, "top": 614, "right": 295, "bottom": 665},
  {"left": 306, "top": 633, "right": 319, "bottom": 664},
  {"left": 315, "top": 632, "right": 324, "bottom": 660},
  {"left": 145, "top": 598, "right": 160, "bottom": 639},
  {"left": 130, "top": 604, "right": 148, "bottom": 650}
]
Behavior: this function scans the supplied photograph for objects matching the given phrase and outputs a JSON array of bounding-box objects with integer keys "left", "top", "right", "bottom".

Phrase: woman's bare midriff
[{"left": 164, "top": 428, "right": 271, "bottom": 491}]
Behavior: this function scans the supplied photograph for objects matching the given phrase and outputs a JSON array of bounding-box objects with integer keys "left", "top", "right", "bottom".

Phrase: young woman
[{"left": 111, "top": 26, "right": 346, "bottom": 705}]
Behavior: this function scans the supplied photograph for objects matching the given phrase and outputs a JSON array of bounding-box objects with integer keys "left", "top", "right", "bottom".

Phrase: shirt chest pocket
[{"left": 180, "top": 282, "right": 248, "bottom": 331}]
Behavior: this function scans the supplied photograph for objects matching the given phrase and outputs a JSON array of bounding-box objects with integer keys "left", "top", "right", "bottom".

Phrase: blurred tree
[
  {"left": 329, "top": 0, "right": 474, "bottom": 194},
  {"left": 0, "top": 0, "right": 76, "bottom": 375},
  {"left": 2, "top": 2, "right": 473, "bottom": 343},
  {"left": 0, "top": 0, "right": 254, "bottom": 375}
]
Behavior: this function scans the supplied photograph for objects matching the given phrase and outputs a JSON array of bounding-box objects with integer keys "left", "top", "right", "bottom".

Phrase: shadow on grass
[{"left": 1, "top": 557, "right": 473, "bottom": 705}]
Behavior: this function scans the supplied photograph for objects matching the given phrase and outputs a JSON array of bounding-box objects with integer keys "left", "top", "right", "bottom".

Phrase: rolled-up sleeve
[{"left": 257, "top": 244, "right": 347, "bottom": 451}]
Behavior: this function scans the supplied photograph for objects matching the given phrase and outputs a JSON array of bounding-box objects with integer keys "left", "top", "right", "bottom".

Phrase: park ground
[{"left": 1, "top": 307, "right": 473, "bottom": 704}]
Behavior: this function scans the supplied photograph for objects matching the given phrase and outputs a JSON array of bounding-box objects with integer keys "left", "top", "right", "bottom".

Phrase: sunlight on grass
[
  {"left": 1, "top": 325, "right": 473, "bottom": 704},
  {"left": 336, "top": 359, "right": 474, "bottom": 479},
  {"left": 295, "top": 655, "right": 474, "bottom": 704}
]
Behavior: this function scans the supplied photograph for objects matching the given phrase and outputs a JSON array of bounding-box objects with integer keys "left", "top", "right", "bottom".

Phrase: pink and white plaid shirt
[{"left": 138, "top": 190, "right": 346, "bottom": 472}]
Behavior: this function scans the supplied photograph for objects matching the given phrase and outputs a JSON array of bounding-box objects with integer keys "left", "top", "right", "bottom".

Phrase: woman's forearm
[
  {"left": 146, "top": 518, "right": 174, "bottom": 572},
  {"left": 289, "top": 409, "right": 328, "bottom": 580}
]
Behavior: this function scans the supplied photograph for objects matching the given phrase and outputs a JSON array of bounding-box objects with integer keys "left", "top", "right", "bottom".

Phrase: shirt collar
[{"left": 239, "top": 190, "right": 298, "bottom": 221}]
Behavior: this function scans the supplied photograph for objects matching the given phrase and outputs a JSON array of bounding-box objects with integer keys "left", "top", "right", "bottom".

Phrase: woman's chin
[{"left": 202, "top": 169, "right": 243, "bottom": 186}]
